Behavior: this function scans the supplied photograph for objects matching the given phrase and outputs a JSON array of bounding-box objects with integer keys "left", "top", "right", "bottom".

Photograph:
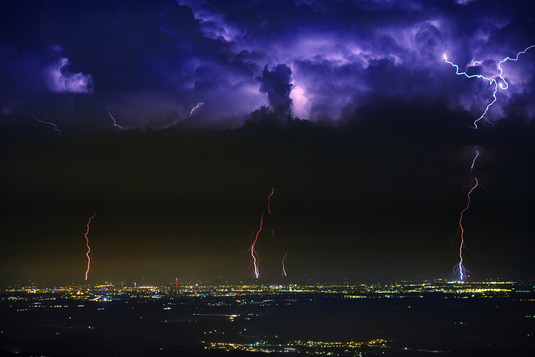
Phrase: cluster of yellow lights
[{"left": 204, "top": 338, "right": 389, "bottom": 354}]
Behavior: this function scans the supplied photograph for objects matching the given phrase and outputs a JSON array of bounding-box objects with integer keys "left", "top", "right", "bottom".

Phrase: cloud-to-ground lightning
[
  {"left": 84, "top": 212, "right": 96, "bottom": 281},
  {"left": 444, "top": 44, "right": 535, "bottom": 128},
  {"left": 281, "top": 249, "right": 288, "bottom": 277},
  {"left": 444, "top": 45, "right": 534, "bottom": 280},
  {"left": 248, "top": 213, "right": 264, "bottom": 279},
  {"left": 107, "top": 107, "right": 123, "bottom": 129},
  {"left": 267, "top": 188, "right": 288, "bottom": 276},
  {"left": 247, "top": 187, "right": 288, "bottom": 278},
  {"left": 454, "top": 178, "right": 478, "bottom": 281},
  {"left": 189, "top": 102, "right": 204, "bottom": 116},
  {"left": 31, "top": 113, "right": 62, "bottom": 135}
]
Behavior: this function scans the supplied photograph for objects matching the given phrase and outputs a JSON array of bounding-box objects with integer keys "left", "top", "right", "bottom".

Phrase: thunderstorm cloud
[
  {"left": 44, "top": 46, "right": 94, "bottom": 94},
  {"left": 0, "top": 0, "right": 534, "bottom": 128}
]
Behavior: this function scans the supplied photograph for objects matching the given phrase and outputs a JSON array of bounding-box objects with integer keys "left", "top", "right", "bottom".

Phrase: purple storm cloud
[
  {"left": 44, "top": 50, "right": 94, "bottom": 94},
  {"left": 0, "top": 0, "right": 533, "bottom": 128}
]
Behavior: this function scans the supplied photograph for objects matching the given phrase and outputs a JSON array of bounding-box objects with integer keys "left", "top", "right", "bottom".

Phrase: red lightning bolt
[
  {"left": 84, "top": 212, "right": 96, "bottom": 281},
  {"left": 249, "top": 213, "right": 264, "bottom": 279},
  {"left": 281, "top": 249, "right": 288, "bottom": 277},
  {"left": 267, "top": 187, "right": 288, "bottom": 276},
  {"left": 247, "top": 187, "right": 287, "bottom": 278},
  {"left": 455, "top": 178, "right": 479, "bottom": 281},
  {"left": 267, "top": 187, "right": 274, "bottom": 214}
]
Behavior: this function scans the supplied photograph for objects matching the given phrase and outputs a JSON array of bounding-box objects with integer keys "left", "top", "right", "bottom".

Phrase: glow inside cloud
[{"left": 44, "top": 49, "right": 93, "bottom": 94}]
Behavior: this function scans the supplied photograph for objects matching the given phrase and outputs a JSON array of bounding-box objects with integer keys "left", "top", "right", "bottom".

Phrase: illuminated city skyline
[{"left": 4, "top": 279, "right": 533, "bottom": 356}]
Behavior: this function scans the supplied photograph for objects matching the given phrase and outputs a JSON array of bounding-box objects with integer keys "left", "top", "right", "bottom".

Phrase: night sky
[{"left": 1, "top": 0, "right": 535, "bottom": 285}]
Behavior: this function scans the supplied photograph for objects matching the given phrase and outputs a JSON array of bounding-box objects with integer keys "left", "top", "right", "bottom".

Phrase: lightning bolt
[
  {"left": 267, "top": 187, "right": 274, "bottom": 214},
  {"left": 247, "top": 187, "right": 287, "bottom": 278},
  {"left": 189, "top": 102, "right": 204, "bottom": 116},
  {"left": 107, "top": 107, "right": 123, "bottom": 130},
  {"left": 31, "top": 113, "right": 62, "bottom": 135},
  {"left": 281, "top": 249, "right": 288, "bottom": 277},
  {"left": 496, "top": 45, "right": 535, "bottom": 90},
  {"left": 444, "top": 44, "right": 534, "bottom": 280},
  {"left": 267, "top": 187, "right": 288, "bottom": 276},
  {"left": 470, "top": 149, "right": 480, "bottom": 172},
  {"left": 84, "top": 212, "right": 96, "bottom": 281},
  {"left": 443, "top": 44, "right": 535, "bottom": 128},
  {"left": 268, "top": 188, "right": 288, "bottom": 276},
  {"left": 454, "top": 178, "right": 478, "bottom": 281},
  {"left": 248, "top": 212, "right": 263, "bottom": 279}
]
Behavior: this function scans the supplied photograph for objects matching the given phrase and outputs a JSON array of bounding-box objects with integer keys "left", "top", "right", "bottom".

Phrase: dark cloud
[
  {"left": 0, "top": 41, "right": 41, "bottom": 106},
  {"left": 259, "top": 64, "right": 293, "bottom": 117},
  {"left": 1, "top": 0, "right": 534, "bottom": 128}
]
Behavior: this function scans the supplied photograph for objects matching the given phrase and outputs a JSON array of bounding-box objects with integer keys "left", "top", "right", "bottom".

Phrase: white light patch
[{"left": 290, "top": 83, "right": 309, "bottom": 119}]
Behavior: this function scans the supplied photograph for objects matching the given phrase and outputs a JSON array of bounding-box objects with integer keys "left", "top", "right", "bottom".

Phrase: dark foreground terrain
[{"left": 1, "top": 285, "right": 534, "bottom": 356}]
